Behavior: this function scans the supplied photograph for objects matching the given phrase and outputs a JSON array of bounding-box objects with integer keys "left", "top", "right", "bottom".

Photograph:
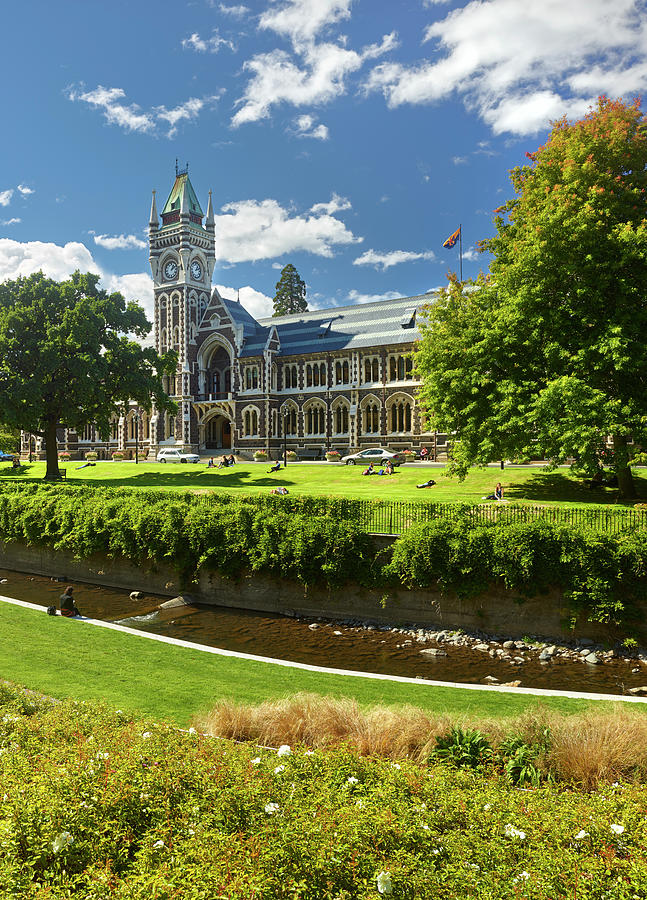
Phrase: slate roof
[
  {"left": 222, "top": 292, "right": 438, "bottom": 358},
  {"left": 161, "top": 173, "right": 204, "bottom": 222}
]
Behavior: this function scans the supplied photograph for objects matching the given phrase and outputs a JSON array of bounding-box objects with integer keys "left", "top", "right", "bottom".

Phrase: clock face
[
  {"left": 163, "top": 260, "right": 178, "bottom": 281},
  {"left": 190, "top": 260, "right": 203, "bottom": 280}
]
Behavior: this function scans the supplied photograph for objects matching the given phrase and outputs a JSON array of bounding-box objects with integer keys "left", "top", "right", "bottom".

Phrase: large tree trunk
[
  {"left": 43, "top": 419, "right": 61, "bottom": 480},
  {"left": 613, "top": 433, "right": 637, "bottom": 500}
]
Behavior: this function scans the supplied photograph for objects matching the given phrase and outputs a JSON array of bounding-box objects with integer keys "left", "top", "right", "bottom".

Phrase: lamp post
[{"left": 283, "top": 414, "right": 288, "bottom": 468}]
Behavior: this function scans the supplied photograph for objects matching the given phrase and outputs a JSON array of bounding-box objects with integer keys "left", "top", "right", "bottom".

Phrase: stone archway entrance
[{"left": 205, "top": 414, "right": 231, "bottom": 450}]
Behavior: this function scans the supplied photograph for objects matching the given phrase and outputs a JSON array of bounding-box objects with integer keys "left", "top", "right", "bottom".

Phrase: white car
[
  {"left": 340, "top": 447, "right": 406, "bottom": 466},
  {"left": 156, "top": 449, "right": 200, "bottom": 464}
]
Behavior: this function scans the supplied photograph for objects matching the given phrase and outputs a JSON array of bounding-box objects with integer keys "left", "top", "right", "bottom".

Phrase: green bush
[
  {"left": 0, "top": 429, "right": 20, "bottom": 453},
  {"left": 0, "top": 695, "right": 645, "bottom": 899}
]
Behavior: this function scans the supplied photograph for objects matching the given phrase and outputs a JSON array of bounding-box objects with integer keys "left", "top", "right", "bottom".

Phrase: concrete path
[{"left": 2, "top": 594, "right": 646, "bottom": 704}]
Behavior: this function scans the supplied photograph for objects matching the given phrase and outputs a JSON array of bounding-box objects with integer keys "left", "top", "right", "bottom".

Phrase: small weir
[{"left": 2, "top": 567, "right": 646, "bottom": 696}]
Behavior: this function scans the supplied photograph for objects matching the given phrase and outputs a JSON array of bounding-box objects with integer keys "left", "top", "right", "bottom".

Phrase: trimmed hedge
[{"left": 1, "top": 484, "right": 647, "bottom": 628}]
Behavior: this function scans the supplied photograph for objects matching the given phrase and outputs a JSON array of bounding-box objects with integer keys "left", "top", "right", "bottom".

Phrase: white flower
[
  {"left": 347, "top": 776, "right": 359, "bottom": 785},
  {"left": 188, "top": 727, "right": 197, "bottom": 735},
  {"left": 610, "top": 823, "right": 625, "bottom": 835},
  {"left": 95, "top": 751, "right": 109, "bottom": 760},
  {"left": 274, "top": 765, "right": 285, "bottom": 774},
  {"left": 483, "top": 803, "right": 492, "bottom": 811},
  {"left": 153, "top": 839, "right": 165, "bottom": 849},
  {"left": 504, "top": 824, "right": 526, "bottom": 840},
  {"left": 142, "top": 732, "right": 151, "bottom": 739},
  {"left": 356, "top": 799, "right": 364, "bottom": 808},
  {"left": 304, "top": 749, "right": 315, "bottom": 755},
  {"left": 52, "top": 832, "right": 74, "bottom": 853},
  {"left": 513, "top": 871, "right": 530, "bottom": 883},
  {"left": 277, "top": 745, "right": 291, "bottom": 757},
  {"left": 376, "top": 871, "right": 393, "bottom": 894},
  {"left": 391, "top": 763, "right": 401, "bottom": 770},
  {"left": 251, "top": 757, "right": 261, "bottom": 766},
  {"left": 575, "top": 830, "right": 588, "bottom": 840},
  {"left": 264, "top": 802, "right": 280, "bottom": 815},
  {"left": 421, "top": 824, "right": 430, "bottom": 831}
]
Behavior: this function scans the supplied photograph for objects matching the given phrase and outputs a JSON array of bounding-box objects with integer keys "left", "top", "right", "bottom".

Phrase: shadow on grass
[{"left": 502, "top": 472, "right": 641, "bottom": 507}]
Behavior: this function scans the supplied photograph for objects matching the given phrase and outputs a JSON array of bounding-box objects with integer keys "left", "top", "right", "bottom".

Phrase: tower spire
[
  {"left": 205, "top": 189, "right": 215, "bottom": 231},
  {"left": 149, "top": 190, "right": 158, "bottom": 230}
]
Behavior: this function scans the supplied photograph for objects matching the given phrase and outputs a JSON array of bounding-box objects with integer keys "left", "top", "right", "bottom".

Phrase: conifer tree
[{"left": 272, "top": 264, "right": 307, "bottom": 316}]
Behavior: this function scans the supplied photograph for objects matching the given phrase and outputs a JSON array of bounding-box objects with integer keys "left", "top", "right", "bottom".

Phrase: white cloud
[
  {"left": 67, "top": 86, "right": 155, "bottom": 133},
  {"left": 462, "top": 248, "right": 480, "bottom": 262},
  {"left": 0, "top": 238, "right": 155, "bottom": 323},
  {"left": 17, "top": 184, "right": 34, "bottom": 196},
  {"left": 93, "top": 233, "right": 147, "bottom": 251},
  {"left": 181, "top": 31, "right": 235, "bottom": 53},
  {"left": 155, "top": 96, "right": 220, "bottom": 138},
  {"left": 219, "top": 3, "right": 249, "bottom": 16},
  {"left": 0, "top": 190, "right": 14, "bottom": 207},
  {"left": 452, "top": 155, "right": 467, "bottom": 165},
  {"left": 1, "top": 218, "right": 21, "bottom": 226},
  {"left": 233, "top": 15, "right": 398, "bottom": 127},
  {"left": 344, "top": 288, "right": 403, "bottom": 304},
  {"left": 68, "top": 85, "right": 217, "bottom": 137},
  {"left": 215, "top": 197, "right": 361, "bottom": 263},
  {"left": 216, "top": 283, "right": 273, "bottom": 319},
  {"left": 259, "top": 0, "right": 352, "bottom": 44},
  {"left": 353, "top": 248, "right": 435, "bottom": 270},
  {"left": 310, "top": 193, "right": 351, "bottom": 215},
  {"left": 364, "top": 0, "right": 647, "bottom": 136},
  {"left": 292, "top": 114, "right": 329, "bottom": 139}
]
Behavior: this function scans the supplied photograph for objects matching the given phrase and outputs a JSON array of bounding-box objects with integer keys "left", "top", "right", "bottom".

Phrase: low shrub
[
  {"left": 325, "top": 450, "right": 341, "bottom": 462},
  {"left": 84, "top": 451, "right": 98, "bottom": 461},
  {"left": 402, "top": 449, "right": 416, "bottom": 461},
  {"left": 1, "top": 693, "right": 646, "bottom": 898},
  {"left": 112, "top": 451, "right": 125, "bottom": 460},
  {"left": 253, "top": 450, "right": 268, "bottom": 461},
  {"left": 286, "top": 450, "right": 298, "bottom": 461},
  {"left": 58, "top": 451, "right": 71, "bottom": 460}
]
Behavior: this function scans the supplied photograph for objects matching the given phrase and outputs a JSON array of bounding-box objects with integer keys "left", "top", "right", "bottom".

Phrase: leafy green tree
[
  {"left": 416, "top": 97, "right": 647, "bottom": 498},
  {"left": 272, "top": 263, "right": 307, "bottom": 316},
  {"left": 0, "top": 271, "right": 176, "bottom": 480}
]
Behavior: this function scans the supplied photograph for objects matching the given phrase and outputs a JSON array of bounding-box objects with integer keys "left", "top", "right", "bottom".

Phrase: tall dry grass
[{"left": 197, "top": 693, "right": 647, "bottom": 787}]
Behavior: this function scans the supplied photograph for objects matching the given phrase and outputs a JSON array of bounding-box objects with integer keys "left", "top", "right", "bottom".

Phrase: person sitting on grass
[
  {"left": 217, "top": 456, "right": 227, "bottom": 468},
  {"left": 416, "top": 479, "right": 436, "bottom": 489},
  {"left": 268, "top": 460, "right": 281, "bottom": 473},
  {"left": 420, "top": 447, "right": 429, "bottom": 461},
  {"left": 226, "top": 454, "right": 236, "bottom": 466},
  {"left": 385, "top": 459, "right": 394, "bottom": 475},
  {"left": 482, "top": 482, "right": 505, "bottom": 501},
  {"left": 362, "top": 462, "right": 375, "bottom": 476},
  {"left": 12, "top": 456, "right": 20, "bottom": 469},
  {"left": 207, "top": 457, "right": 214, "bottom": 468},
  {"left": 270, "top": 486, "right": 289, "bottom": 495},
  {"left": 59, "top": 585, "right": 81, "bottom": 618}
]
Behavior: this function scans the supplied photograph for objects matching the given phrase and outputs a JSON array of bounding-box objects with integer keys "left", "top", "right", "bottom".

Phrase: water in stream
[{"left": 2, "top": 567, "right": 646, "bottom": 696}]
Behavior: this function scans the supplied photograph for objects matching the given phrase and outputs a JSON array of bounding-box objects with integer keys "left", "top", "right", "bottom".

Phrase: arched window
[
  {"left": 271, "top": 363, "right": 277, "bottom": 391},
  {"left": 364, "top": 357, "right": 380, "bottom": 383},
  {"left": 305, "top": 402, "right": 326, "bottom": 435},
  {"left": 245, "top": 366, "right": 259, "bottom": 390},
  {"left": 271, "top": 409, "right": 278, "bottom": 437},
  {"left": 243, "top": 408, "right": 259, "bottom": 436},
  {"left": 389, "top": 400, "right": 412, "bottom": 433},
  {"left": 160, "top": 328, "right": 168, "bottom": 353},
  {"left": 172, "top": 327, "right": 180, "bottom": 349},
  {"left": 364, "top": 402, "right": 380, "bottom": 434},
  {"left": 284, "top": 364, "right": 298, "bottom": 390},
  {"left": 389, "top": 354, "right": 413, "bottom": 381},
  {"left": 282, "top": 405, "right": 298, "bottom": 435},
  {"left": 333, "top": 402, "right": 349, "bottom": 435},
  {"left": 335, "top": 359, "right": 350, "bottom": 385}
]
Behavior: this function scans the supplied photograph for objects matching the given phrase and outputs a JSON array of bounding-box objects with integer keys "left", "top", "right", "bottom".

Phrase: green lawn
[
  {"left": 1, "top": 601, "right": 641, "bottom": 726},
  {"left": 1, "top": 459, "right": 643, "bottom": 506}
]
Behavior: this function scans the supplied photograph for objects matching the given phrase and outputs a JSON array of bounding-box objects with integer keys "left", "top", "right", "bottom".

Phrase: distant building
[{"left": 27, "top": 169, "right": 448, "bottom": 461}]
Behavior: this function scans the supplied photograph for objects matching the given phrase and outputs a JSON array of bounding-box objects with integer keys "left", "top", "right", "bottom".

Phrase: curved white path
[{"left": 2, "top": 594, "right": 646, "bottom": 704}]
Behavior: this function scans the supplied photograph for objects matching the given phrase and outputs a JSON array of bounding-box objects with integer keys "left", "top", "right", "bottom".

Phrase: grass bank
[
  {"left": 1, "top": 686, "right": 646, "bottom": 898},
  {"left": 2, "top": 459, "right": 644, "bottom": 505},
  {"left": 0, "top": 601, "right": 642, "bottom": 726}
]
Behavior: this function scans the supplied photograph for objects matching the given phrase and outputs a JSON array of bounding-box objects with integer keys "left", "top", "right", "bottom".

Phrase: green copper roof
[{"left": 161, "top": 173, "right": 204, "bottom": 219}]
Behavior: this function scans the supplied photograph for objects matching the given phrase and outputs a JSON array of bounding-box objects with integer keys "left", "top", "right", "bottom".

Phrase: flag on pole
[{"left": 442, "top": 226, "right": 461, "bottom": 249}]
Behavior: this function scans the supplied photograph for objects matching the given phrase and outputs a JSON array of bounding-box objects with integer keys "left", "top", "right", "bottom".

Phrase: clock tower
[{"left": 148, "top": 164, "right": 216, "bottom": 453}]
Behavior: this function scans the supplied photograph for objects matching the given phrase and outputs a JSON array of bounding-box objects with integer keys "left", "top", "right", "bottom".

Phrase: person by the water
[{"left": 59, "top": 585, "right": 81, "bottom": 618}]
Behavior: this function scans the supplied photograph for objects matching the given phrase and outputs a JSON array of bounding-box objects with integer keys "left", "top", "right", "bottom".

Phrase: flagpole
[{"left": 459, "top": 223, "right": 463, "bottom": 282}]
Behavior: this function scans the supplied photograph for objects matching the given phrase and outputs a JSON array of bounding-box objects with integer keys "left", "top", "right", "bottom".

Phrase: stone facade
[{"left": 28, "top": 169, "right": 448, "bottom": 461}]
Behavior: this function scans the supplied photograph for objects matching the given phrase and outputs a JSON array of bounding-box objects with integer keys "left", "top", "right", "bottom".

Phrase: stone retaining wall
[{"left": 1, "top": 540, "right": 642, "bottom": 643}]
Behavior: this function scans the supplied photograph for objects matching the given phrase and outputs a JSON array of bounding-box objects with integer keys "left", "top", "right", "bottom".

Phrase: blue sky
[{"left": 1, "top": 0, "right": 645, "bottom": 323}]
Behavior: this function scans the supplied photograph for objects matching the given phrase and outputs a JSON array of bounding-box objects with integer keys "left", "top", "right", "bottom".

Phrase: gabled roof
[{"left": 161, "top": 173, "right": 204, "bottom": 220}]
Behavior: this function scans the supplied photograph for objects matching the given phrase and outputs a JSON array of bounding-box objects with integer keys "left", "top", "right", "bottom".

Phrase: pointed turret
[
  {"left": 149, "top": 190, "right": 159, "bottom": 231},
  {"left": 205, "top": 190, "right": 215, "bottom": 232},
  {"left": 159, "top": 168, "right": 204, "bottom": 229}
]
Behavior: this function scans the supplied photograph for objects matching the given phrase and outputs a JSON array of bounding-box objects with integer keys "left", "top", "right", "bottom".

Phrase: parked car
[
  {"left": 340, "top": 448, "right": 406, "bottom": 466},
  {"left": 0, "top": 451, "right": 15, "bottom": 462},
  {"left": 156, "top": 449, "right": 200, "bottom": 464}
]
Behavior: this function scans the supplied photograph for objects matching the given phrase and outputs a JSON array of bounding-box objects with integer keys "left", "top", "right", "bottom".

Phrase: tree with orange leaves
[{"left": 417, "top": 97, "right": 647, "bottom": 498}]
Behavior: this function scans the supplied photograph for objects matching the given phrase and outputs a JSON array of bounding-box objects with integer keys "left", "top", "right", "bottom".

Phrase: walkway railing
[{"left": 198, "top": 493, "right": 647, "bottom": 535}]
